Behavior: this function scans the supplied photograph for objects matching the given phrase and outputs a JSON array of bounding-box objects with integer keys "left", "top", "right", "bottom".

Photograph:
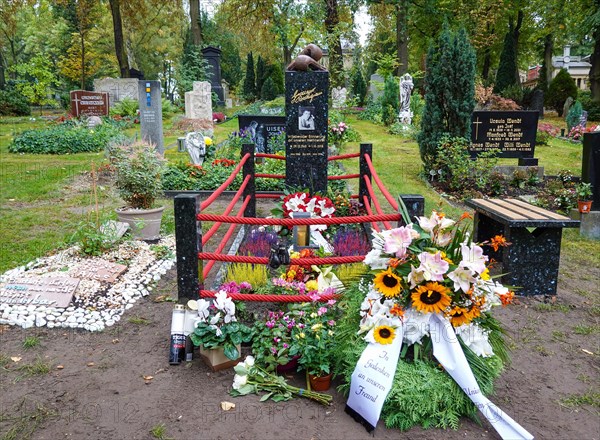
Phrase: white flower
[
  {"left": 417, "top": 251, "right": 449, "bottom": 282},
  {"left": 209, "top": 324, "right": 222, "bottom": 337},
  {"left": 214, "top": 290, "right": 236, "bottom": 317},
  {"left": 197, "top": 299, "right": 211, "bottom": 320},
  {"left": 316, "top": 199, "right": 335, "bottom": 216},
  {"left": 243, "top": 355, "right": 255, "bottom": 367},
  {"left": 209, "top": 312, "right": 221, "bottom": 325},
  {"left": 402, "top": 308, "right": 431, "bottom": 345},
  {"left": 363, "top": 249, "right": 389, "bottom": 270},
  {"left": 447, "top": 266, "right": 476, "bottom": 292},
  {"left": 417, "top": 211, "right": 455, "bottom": 233},
  {"left": 284, "top": 193, "right": 307, "bottom": 212},
  {"left": 459, "top": 243, "right": 488, "bottom": 274},
  {"left": 455, "top": 323, "right": 494, "bottom": 357},
  {"left": 232, "top": 373, "right": 248, "bottom": 390}
]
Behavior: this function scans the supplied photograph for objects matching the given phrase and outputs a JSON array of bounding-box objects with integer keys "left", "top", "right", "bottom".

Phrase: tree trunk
[
  {"left": 511, "top": 10, "right": 523, "bottom": 85},
  {"left": 109, "top": 0, "right": 129, "bottom": 78},
  {"left": 543, "top": 33, "right": 553, "bottom": 85},
  {"left": 590, "top": 24, "right": 600, "bottom": 102},
  {"left": 0, "top": 51, "right": 5, "bottom": 89},
  {"left": 190, "top": 0, "right": 202, "bottom": 46},
  {"left": 395, "top": 0, "right": 409, "bottom": 76},
  {"left": 482, "top": 24, "right": 493, "bottom": 81},
  {"left": 80, "top": 33, "right": 86, "bottom": 89},
  {"left": 325, "top": 0, "right": 343, "bottom": 87}
]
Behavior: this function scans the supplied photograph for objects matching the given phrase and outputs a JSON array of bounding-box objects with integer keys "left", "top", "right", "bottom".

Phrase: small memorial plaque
[
  {"left": 72, "top": 259, "right": 127, "bottom": 283},
  {"left": 238, "top": 115, "right": 285, "bottom": 154},
  {"left": 0, "top": 276, "right": 79, "bottom": 308},
  {"left": 470, "top": 111, "right": 539, "bottom": 159},
  {"left": 70, "top": 90, "right": 109, "bottom": 117}
]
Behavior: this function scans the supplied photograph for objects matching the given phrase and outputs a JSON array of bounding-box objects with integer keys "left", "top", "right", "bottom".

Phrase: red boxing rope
[
  {"left": 328, "top": 174, "right": 360, "bottom": 180},
  {"left": 362, "top": 195, "right": 381, "bottom": 232},
  {"left": 196, "top": 213, "right": 401, "bottom": 225},
  {"left": 255, "top": 173, "right": 285, "bottom": 179},
  {"left": 364, "top": 154, "right": 399, "bottom": 211},
  {"left": 200, "top": 153, "right": 251, "bottom": 211},
  {"left": 255, "top": 153, "right": 286, "bottom": 160},
  {"left": 200, "top": 290, "right": 340, "bottom": 302},
  {"left": 363, "top": 174, "right": 393, "bottom": 230},
  {"left": 202, "top": 196, "right": 251, "bottom": 278},
  {"left": 197, "top": 253, "right": 365, "bottom": 265},
  {"left": 328, "top": 153, "right": 360, "bottom": 161},
  {"left": 202, "top": 174, "right": 251, "bottom": 246}
]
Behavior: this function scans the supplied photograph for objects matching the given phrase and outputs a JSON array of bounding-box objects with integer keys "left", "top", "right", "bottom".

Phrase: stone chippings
[{"left": 0, "top": 237, "right": 176, "bottom": 331}]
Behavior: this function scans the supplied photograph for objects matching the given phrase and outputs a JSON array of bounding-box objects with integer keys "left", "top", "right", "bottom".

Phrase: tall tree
[
  {"left": 586, "top": 0, "right": 600, "bottom": 102},
  {"left": 108, "top": 0, "right": 129, "bottom": 77},
  {"left": 243, "top": 52, "right": 256, "bottom": 101},
  {"left": 190, "top": 0, "right": 202, "bottom": 46},
  {"left": 494, "top": 30, "right": 518, "bottom": 93},
  {"left": 367, "top": 0, "right": 409, "bottom": 76},
  {"left": 325, "top": 0, "right": 344, "bottom": 87}
]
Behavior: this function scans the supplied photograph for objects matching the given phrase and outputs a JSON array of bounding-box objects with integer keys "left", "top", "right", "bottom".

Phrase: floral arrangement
[
  {"left": 281, "top": 192, "right": 335, "bottom": 221},
  {"left": 567, "top": 125, "right": 585, "bottom": 141},
  {"left": 333, "top": 210, "right": 513, "bottom": 430},
  {"left": 328, "top": 121, "right": 348, "bottom": 145},
  {"left": 231, "top": 356, "right": 332, "bottom": 405},
  {"left": 359, "top": 211, "right": 512, "bottom": 355},
  {"left": 190, "top": 291, "right": 253, "bottom": 360},
  {"left": 213, "top": 112, "right": 226, "bottom": 123}
]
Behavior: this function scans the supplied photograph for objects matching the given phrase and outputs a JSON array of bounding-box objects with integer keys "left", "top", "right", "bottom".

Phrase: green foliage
[
  {"left": 161, "top": 98, "right": 177, "bottom": 116},
  {"left": 374, "top": 53, "right": 399, "bottom": 78},
  {"left": 418, "top": 27, "right": 476, "bottom": 171},
  {"left": 10, "top": 55, "right": 59, "bottom": 108},
  {"left": 357, "top": 97, "right": 383, "bottom": 124},
  {"left": 0, "top": 88, "right": 31, "bottom": 116},
  {"left": 409, "top": 92, "right": 425, "bottom": 129},
  {"left": 271, "top": 62, "right": 285, "bottom": 96},
  {"left": 350, "top": 68, "right": 367, "bottom": 106},
  {"left": 256, "top": 55, "right": 271, "bottom": 97},
  {"left": 177, "top": 40, "right": 210, "bottom": 99},
  {"left": 500, "top": 84, "right": 523, "bottom": 104},
  {"left": 109, "top": 142, "right": 166, "bottom": 209},
  {"left": 547, "top": 69, "right": 578, "bottom": 116},
  {"left": 109, "top": 98, "right": 139, "bottom": 118},
  {"left": 9, "top": 123, "right": 122, "bottom": 154},
  {"left": 494, "top": 31, "right": 518, "bottom": 94},
  {"left": 72, "top": 219, "right": 121, "bottom": 256},
  {"left": 22, "top": 336, "right": 41, "bottom": 349},
  {"left": 243, "top": 52, "right": 257, "bottom": 101},
  {"left": 381, "top": 75, "right": 400, "bottom": 126},
  {"left": 566, "top": 101, "right": 583, "bottom": 131},
  {"left": 579, "top": 91, "right": 600, "bottom": 121},
  {"left": 537, "top": 61, "right": 549, "bottom": 93},
  {"left": 260, "top": 76, "right": 277, "bottom": 101}
]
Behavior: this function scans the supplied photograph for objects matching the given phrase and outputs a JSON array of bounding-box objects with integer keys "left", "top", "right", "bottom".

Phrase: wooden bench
[{"left": 466, "top": 198, "right": 580, "bottom": 296}]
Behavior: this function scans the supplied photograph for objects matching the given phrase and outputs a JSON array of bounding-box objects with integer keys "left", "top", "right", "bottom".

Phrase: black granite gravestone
[
  {"left": 582, "top": 132, "right": 600, "bottom": 211},
  {"left": 470, "top": 111, "right": 539, "bottom": 165},
  {"left": 201, "top": 46, "right": 224, "bottom": 105},
  {"left": 238, "top": 115, "right": 285, "bottom": 154},
  {"left": 530, "top": 89, "right": 544, "bottom": 118},
  {"left": 285, "top": 71, "right": 329, "bottom": 194}
]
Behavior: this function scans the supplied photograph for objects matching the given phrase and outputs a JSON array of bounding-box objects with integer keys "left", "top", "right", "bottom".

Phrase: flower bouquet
[
  {"left": 190, "top": 291, "right": 253, "bottom": 369},
  {"left": 334, "top": 210, "right": 516, "bottom": 431},
  {"left": 230, "top": 356, "right": 333, "bottom": 405}
]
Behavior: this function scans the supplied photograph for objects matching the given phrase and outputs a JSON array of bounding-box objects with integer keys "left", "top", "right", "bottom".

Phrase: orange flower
[
  {"left": 490, "top": 235, "right": 510, "bottom": 252},
  {"left": 500, "top": 291, "right": 515, "bottom": 306},
  {"left": 390, "top": 304, "right": 404, "bottom": 317},
  {"left": 388, "top": 258, "right": 401, "bottom": 268},
  {"left": 459, "top": 212, "right": 472, "bottom": 221}
]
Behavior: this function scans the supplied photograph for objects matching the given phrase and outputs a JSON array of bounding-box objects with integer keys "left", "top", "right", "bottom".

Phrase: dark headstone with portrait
[
  {"left": 238, "top": 115, "right": 286, "bottom": 154},
  {"left": 70, "top": 90, "right": 109, "bottom": 117},
  {"left": 284, "top": 70, "right": 329, "bottom": 194},
  {"left": 470, "top": 111, "right": 539, "bottom": 165}
]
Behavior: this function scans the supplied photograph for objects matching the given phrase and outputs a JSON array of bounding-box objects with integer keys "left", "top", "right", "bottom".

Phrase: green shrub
[
  {"left": 109, "top": 98, "right": 139, "bottom": 117},
  {"left": 500, "top": 83, "right": 523, "bottom": 104},
  {"left": 9, "top": 123, "right": 123, "bottom": 154},
  {"left": 546, "top": 69, "right": 577, "bottom": 116},
  {"left": 579, "top": 91, "right": 600, "bottom": 121},
  {"left": 357, "top": 97, "right": 382, "bottom": 124},
  {"left": 260, "top": 77, "right": 277, "bottom": 101},
  {"left": 350, "top": 68, "right": 367, "bottom": 106},
  {"left": 566, "top": 101, "right": 583, "bottom": 131},
  {"left": 161, "top": 98, "right": 178, "bottom": 116},
  {"left": 0, "top": 88, "right": 31, "bottom": 116},
  {"left": 381, "top": 75, "right": 399, "bottom": 126}
]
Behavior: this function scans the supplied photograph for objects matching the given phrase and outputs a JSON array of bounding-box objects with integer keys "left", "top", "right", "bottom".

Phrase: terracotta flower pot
[
  {"left": 309, "top": 372, "right": 332, "bottom": 391},
  {"left": 578, "top": 200, "right": 593, "bottom": 214}
]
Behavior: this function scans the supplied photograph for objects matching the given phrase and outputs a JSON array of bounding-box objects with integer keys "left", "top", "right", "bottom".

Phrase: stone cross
[
  {"left": 185, "top": 81, "right": 213, "bottom": 120},
  {"left": 332, "top": 87, "right": 347, "bottom": 109}
]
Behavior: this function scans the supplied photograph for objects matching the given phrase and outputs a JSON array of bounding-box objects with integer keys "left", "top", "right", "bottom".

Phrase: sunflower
[
  {"left": 448, "top": 306, "right": 474, "bottom": 327},
  {"left": 373, "top": 325, "right": 396, "bottom": 344},
  {"left": 411, "top": 282, "right": 452, "bottom": 314},
  {"left": 373, "top": 268, "right": 402, "bottom": 298}
]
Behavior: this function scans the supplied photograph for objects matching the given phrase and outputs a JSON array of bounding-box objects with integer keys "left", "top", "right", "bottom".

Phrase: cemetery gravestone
[
  {"left": 580, "top": 110, "right": 588, "bottom": 128},
  {"left": 71, "top": 259, "right": 127, "bottom": 283},
  {"left": 369, "top": 74, "right": 384, "bottom": 100},
  {"left": 332, "top": 87, "right": 347, "bottom": 109},
  {"left": 285, "top": 70, "right": 329, "bottom": 194},
  {"left": 563, "top": 96, "right": 574, "bottom": 119},
  {"left": 470, "top": 111, "right": 540, "bottom": 165},
  {"left": 530, "top": 89, "right": 544, "bottom": 117},
  {"left": 201, "top": 46, "right": 224, "bottom": 105},
  {"left": 185, "top": 81, "right": 213, "bottom": 120},
  {"left": 238, "top": 115, "right": 286, "bottom": 154},
  {"left": 582, "top": 132, "right": 600, "bottom": 211},
  {"left": 184, "top": 132, "right": 207, "bottom": 165},
  {"left": 138, "top": 80, "right": 164, "bottom": 154},
  {"left": 70, "top": 90, "right": 109, "bottom": 117},
  {"left": 93, "top": 78, "right": 139, "bottom": 107},
  {"left": 0, "top": 276, "right": 79, "bottom": 308}
]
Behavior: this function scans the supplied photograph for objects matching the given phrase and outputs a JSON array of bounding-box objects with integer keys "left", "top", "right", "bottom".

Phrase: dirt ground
[{"left": 1, "top": 199, "right": 599, "bottom": 440}]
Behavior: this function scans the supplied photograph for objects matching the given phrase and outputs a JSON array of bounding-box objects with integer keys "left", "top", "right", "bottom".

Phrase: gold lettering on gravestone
[
  {"left": 290, "top": 88, "right": 324, "bottom": 104},
  {"left": 0, "top": 276, "right": 79, "bottom": 308},
  {"left": 471, "top": 117, "right": 532, "bottom": 152}
]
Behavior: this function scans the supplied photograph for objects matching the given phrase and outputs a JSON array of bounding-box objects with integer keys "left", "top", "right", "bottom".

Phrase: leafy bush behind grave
[
  {"left": 9, "top": 123, "right": 124, "bottom": 154},
  {"left": 0, "top": 88, "right": 31, "bottom": 116}
]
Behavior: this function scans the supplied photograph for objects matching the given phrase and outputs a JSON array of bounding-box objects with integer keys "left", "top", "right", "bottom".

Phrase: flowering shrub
[
  {"left": 237, "top": 228, "right": 279, "bottom": 258},
  {"left": 332, "top": 228, "right": 371, "bottom": 257},
  {"left": 567, "top": 125, "right": 585, "bottom": 141},
  {"left": 537, "top": 123, "right": 559, "bottom": 145},
  {"left": 213, "top": 112, "right": 226, "bottom": 122}
]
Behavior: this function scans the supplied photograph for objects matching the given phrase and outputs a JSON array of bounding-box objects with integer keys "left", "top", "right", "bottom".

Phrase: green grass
[
  {"left": 0, "top": 399, "right": 57, "bottom": 440},
  {"left": 559, "top": 391, "right": 600, "bottom": 411},
  {"left": 150, "top": 423, "right": 173, "bottom": 440},
  {"left": 127, "top": 316, "right": 152, "bottom": 325},
  {"left": 15, "top": 357, "right": 52, "bottom": 380},
  {"left": 22, "top": 336, "right": 41, "bottom": 349},
  {"left": 574, "top": 324, "right": 600, "bottom": 335},
  {"left": 533, "top": 303, "right": 572, "bottom": 313}
]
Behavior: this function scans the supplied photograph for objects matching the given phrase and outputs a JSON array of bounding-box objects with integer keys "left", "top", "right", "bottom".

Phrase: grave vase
[
  {"left": 115, "top": 206, "right": 164, "bottom": 241},
  {"left": 578, "top": 200, "right": 593, "bottom": 214}
]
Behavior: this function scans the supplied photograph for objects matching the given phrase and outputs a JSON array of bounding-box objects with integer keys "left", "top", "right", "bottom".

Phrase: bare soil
[{"left": 1, "top": 199, "right": 599, "bottom": 440}]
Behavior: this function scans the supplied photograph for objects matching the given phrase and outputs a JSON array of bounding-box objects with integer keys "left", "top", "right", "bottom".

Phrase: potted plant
[
  {"left": 190, "top": 291, "right": 253, "bottom": 371},
  {"left": 575, "top": 182, "right": 593, "bottom": 213},
  {"left": 292, "top": 299, "right": 338, "bottom": 391},
  {"left": 110, "top": 142, "right": 166, "bottom": 240}
]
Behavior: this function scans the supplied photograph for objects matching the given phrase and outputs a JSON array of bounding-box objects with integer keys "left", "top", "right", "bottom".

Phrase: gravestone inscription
[
  {"left": 285, "top": 70, "right": 329, "bottom": 194},
  {"left": 71, "top": 259, "right": 127, "bottom": 283},
  {"left": 70, "top": 90, "right": 109, "bottom": 117},
  {"left": 0, "top": 276, "right": 79, "bottom": 308},
  {"left": 138, "top": 80, "right": 164, "bottom": 154},
  {"left": 470, "top": 111, "right": 539, "bottom": 163},
  {"left": 185, "top": 81, "right": 212, "bottom": 120},
  {"left": 238, "top": 115, "right": 285, "bottom": 154}
]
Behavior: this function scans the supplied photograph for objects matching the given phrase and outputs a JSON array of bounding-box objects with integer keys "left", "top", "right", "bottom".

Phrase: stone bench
[{"left": 466, "top": 198, "right": 580, "bottom": 296}]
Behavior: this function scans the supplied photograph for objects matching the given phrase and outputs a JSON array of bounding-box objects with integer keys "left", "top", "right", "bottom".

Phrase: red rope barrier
[
  {"left": 196, "top": 213, "right": 400, "bottom": 225},
  {"left": 202, "top": 174, "right": 251, "bottom": 246},
  {"left": 363, "top": 174, "right": 393, "bottom": 230},
  {"left": 256, "top": 153, "right": 286, "bottom": 160},
  {"left": 328, "top": 174, "right": 360, "bottom": 180},
  {"left": 200, "top": 153, "right": 251, "bottom": 211},
  {"left": 350, "top": 194, "right": 359, "bottom": 199},
  {"left": 197, "top": 253, "right": 365, "bottom": 265},
  {"left": 364, "top": 154, "right": 399, "bottom": 211},
  {"left": 200, "top": 290, "right": 340, "bottom": 302},
  {"left": 255, "top": 193, "right": 282, "bottom": 199},
  {"left": 202, "top": 196, "right": 251, "bottom": 279},
  {"left": 362, "top": 195, "right": 381, "bottom": 232},
  {"left": 255, "top": 173, "right": 285, "bottom": 179},
  {"left": 328, "top": 153, "right": 360, "bottom": 161}
]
